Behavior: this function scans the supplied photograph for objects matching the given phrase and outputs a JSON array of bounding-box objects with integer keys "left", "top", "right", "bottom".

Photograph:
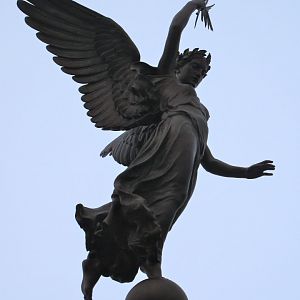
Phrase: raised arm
[
  {"left": 201, "top": 146, "right": 275, "bottom": 179},
  {"left": 158, "top": 1, "right": 202, "bottom": 73}
]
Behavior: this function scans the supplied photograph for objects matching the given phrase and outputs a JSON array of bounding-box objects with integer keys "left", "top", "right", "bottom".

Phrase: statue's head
[{"left": 176, "top": 48, "right": 211, "bottom": 87}]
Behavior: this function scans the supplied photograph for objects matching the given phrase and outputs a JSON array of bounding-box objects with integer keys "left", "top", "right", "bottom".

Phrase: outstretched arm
[
  {"left": 201, "top": 146, "right": 275, "bottom": 179},
  {"left": 158, "top": 1, "right": 204, "bottom": 73}
]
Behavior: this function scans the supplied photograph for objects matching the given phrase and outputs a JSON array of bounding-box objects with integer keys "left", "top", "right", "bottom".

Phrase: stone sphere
[{"left": 125, "top": 277, "right": 188, "bottom": 300}]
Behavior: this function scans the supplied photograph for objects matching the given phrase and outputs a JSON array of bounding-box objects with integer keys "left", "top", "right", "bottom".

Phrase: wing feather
[
  {"left": 83, "top": 98, "right": 106, "bottom": 110},
  {"left": 61, "top": 64, "right": 108, "bottom": 76},
  {"left": 79, "top": 81, "right": 110, "bottom": 94},
  {"left": 81, "top": 85, "right": 112, "bottom": 103},
  {"left": 25, "top": 18, "right": 93, "bottom": 42},
  {"left": 51, "top": 0, "right": 107, "bottom": 21},
  {"left": 46, "top": 45, "right": 97, "bottom": 59},
  {"left": 22, "top": 0, "right": 96, "bottom": 29},
  {"left": 53, "top": 57, "right": 102, "bottom": 68},
  {"left": 88, "top": 101, "right": 115, "bottom": 118},
  {"left": 18, "top": 1, "right": 95, "bottom": 32},
  {"left": 36, "top": 33, "right": 94, "bottom": 50},
  {"left": 72, "top": 73, "right": 107, "bottom": 84}
]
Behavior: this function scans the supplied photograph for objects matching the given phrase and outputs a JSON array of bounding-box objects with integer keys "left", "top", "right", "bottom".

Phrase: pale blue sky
[{"left": 1, "top": 1, "right": 300, "bottom": 299}]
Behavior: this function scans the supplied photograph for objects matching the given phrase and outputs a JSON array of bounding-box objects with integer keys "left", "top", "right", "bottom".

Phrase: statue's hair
[{"left": 176, "top": 48, "right": 211, "bottom": 73}]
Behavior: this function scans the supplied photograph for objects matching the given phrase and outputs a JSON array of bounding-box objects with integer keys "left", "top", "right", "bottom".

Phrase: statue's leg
[
  {"left": 81, "top": 256, "right": 102, "bottom": 300},
  {"left": 140, "top": 237, "right": 164, "bottom": 279}
]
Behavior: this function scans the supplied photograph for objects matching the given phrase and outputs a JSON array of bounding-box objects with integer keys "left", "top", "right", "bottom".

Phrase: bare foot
[{"left": 140, "top": 261, "right": 162, "bottom": 279}]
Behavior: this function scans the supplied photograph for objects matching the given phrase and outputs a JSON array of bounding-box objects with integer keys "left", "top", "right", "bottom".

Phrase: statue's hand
[
  {"left": 246, "top": 160, "right": 275, "bottom": 179},
  {"left": 192, "top": 0, "right": 207, "bottom": 10}
]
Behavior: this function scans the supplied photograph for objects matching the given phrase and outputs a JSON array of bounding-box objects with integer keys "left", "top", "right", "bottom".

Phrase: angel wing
[
  {"left": 17, "top": 0, "right": 161, "bottom": 131},
  {"left": 100, "top": 125, "right": 157, "bottom": 166}
]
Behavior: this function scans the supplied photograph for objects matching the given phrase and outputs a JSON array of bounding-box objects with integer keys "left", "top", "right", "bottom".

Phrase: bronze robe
[{"left": 76, "top": 76, "right": 209, "bottom": 282}]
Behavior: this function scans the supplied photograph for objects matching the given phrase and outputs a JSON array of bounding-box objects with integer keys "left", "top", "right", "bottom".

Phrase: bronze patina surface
[{"left": 18, "top": 0, "right": 275, "bottom": 299}]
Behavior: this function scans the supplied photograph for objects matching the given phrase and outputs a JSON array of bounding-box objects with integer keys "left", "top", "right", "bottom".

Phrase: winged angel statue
[{"left": 18, "top": 0, "right": 275, "bottom": 299}]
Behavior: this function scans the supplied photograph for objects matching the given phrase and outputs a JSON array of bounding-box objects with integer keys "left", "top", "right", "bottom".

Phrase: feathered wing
[
  {"left": 100, "top": 125, "right": 157, "bottom": 166},
  {"left": 18, "top": 0, "right": 161, "bottom": 130}
]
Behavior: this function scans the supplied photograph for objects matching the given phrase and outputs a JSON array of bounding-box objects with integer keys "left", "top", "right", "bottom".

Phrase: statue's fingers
[
  {"left": 263, "top": 164, "right": 275, "bottom": 171},
  {"left": 262, "top": 172, "right": 273, "bottom": 176},
  {"left": 260, "top": 160, "right": 273, "bottom": 164}
]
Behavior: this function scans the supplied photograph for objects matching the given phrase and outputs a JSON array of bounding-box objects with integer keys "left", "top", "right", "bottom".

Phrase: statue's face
[{"left": 177, "top": 58, "right": 208, "bottom": 88}]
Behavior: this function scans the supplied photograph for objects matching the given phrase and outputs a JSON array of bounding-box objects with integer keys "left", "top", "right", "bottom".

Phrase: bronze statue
[{"left": 18, "top": 0, "right": 275, "bottom": 299}]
